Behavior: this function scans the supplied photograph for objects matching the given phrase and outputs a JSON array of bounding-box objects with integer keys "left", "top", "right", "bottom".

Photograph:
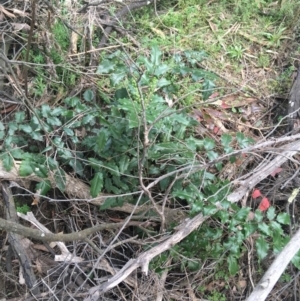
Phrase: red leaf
[
  {"left": 258, "top": 197, "right": 270, "bottom": 211},
  {"left": 252, "top": 189, "right": 262, "bottom": 199}
]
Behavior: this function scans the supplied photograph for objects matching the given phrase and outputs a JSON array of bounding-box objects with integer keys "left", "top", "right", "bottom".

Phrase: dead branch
[
  {"left": 84, "top": 213, "right": 209, "bottom": 300},
  {"left": 227, "top": 139, "right": 300, "bottom": 203},
  {"left": 2, "top": 182, "right": 40, "bottom": 295},
  {"left": 246, "top": 226, "right": 300, "bottom": 301}
]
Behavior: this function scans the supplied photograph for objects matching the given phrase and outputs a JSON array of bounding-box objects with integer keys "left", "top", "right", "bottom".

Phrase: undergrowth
[{"left": 1, "top": 46, "right": 298, "bottom": 280}]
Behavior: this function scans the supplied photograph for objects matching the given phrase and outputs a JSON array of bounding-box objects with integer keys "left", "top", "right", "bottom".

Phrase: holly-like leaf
[
  {"left": 19, "top": 124, "right": 32, "bottom": 134},
  {"left": 227, "top": 255, "right": 238, "bottom": 275},
  {"left": 221, "top": 133, "right": 232, "bottom": 147},
  {"left": 83, "top": 89, "right": 94, "bottom": 102},
  {"left": 276, "top": 213, "right": 290, "bottom": 225},
  {"left": 266, "top": 207, "right": 276, "bottom": 221},
  {"left": 15, "top": 111, "right": 25, "bottom": 123},
  {"left": 90, "top": 172, "right": 104, "bottom": 197},
  {"left": 256, "top": 237, "right": 269, "bottom": 260},
  {"left": 36, "top": 180, "right": 51, "bottom": 196},
  {"left": 1, "top": 153, "right": 13, "bottom": 171},
  {"left": 258, "top": 222, "right": 271, "bottom": 236},
  {"left": 97, "top": 59, "right": 115, "bottom": 74},
  {"left": 203, "top": 138, "right": 215, "bottom": 150},
  {"left": 19, "top": 161, "right": 34, "bottom": 176},
  {"left": 54, "top": 168, "right": 66, "bottom": 192}
]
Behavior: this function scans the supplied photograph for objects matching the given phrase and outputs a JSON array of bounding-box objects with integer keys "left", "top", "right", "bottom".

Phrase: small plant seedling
[{"left": 227, "top": 44, "right": 245, "bottom": 60}]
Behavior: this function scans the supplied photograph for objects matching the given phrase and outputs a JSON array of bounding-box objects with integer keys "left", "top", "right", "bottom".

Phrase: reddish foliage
[
  {"left": 258, "top": 197, "right": 270, "bottom": 211},
  {"left": 252, "top": 189, "right": 262, "bottom": 199}
]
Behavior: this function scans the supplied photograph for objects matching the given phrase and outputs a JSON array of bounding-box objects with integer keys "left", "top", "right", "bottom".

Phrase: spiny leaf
[{"left": 90, "top": 172, "right": 104, "bottom": 197}]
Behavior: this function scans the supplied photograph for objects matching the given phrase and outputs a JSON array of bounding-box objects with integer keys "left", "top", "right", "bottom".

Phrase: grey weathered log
[
  {"left": 288, "top": 68, "right": 300, "bottom": 132},
  {"left": 246, "top": 226, "right": 300, "bottom": 301},
  {"left": 2, "top": 182, "right": 40, "bottom": 295}
]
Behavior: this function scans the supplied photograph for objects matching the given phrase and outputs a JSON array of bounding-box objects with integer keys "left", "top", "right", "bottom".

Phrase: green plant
[
  {"left": 262, "top": 25, "right": 289, "bottom": 47},
  {"left": 227, "top": 44, "right": 245, "bottom": 60},
  {"left": 208, "top": 290, "right": 226, "bottom": 301},
  {"left": 1, "top": 46, "right": 296, "bottom": 281},
  {"left": 16, "top": 204, "right": 31, "bottom": 214}
]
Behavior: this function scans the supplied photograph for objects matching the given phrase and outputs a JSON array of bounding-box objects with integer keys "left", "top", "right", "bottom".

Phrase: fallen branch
[
  {"left": 0, "top": 213, "right": 124, "bottom": 242},
  {"left": 246, "top": 226, "right": 300, "bottom": 301},
  {"left": 84, "top": 213, "right": 209, "bottom": 300},
  {"left": 227, "top": 139, "right": 300, "bottom": 203}
]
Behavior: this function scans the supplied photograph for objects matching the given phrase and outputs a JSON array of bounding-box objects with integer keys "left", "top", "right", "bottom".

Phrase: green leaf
[
  {"left": 292, "top": 251, "right": 300, "bottom": 269},
  {"left": 156, "top": 78, "right": 171, "bottom": 88},
  {"left": 207, "top": 150, "right": 218, "bottom": 161},
  {"left": 221, "top": 134, "right": 232, "bottom": 147},
  {"left": 110, "top": 71, "right": 126, "bottom": 86},
  {"left": 118, "top": 155, "right": 129, "bottom": 173},
  {"left": 34, "top": 165, "right": 48, "bottom": 178},
  {"left": 63, "top": 127, "right": 74, "bottom": 136},
  {"left": 54, "top": 168, "right": 66, "bottom": 192},
  {"left": 36, "top": 180, "right": 51, "bottom": 196},
  {"left": 258, "top": 222, "right": 271, "bottom": 236},
  {"left": 154, "top": 64, "right": 169, "bottom": 76},
  {"left": 150, "top": 45, "right": 162, "bottom": 66},
  {"left": 1, "top": 153, "right": 13, "bottom": 171},
  {"left": 19, "top": 161, "right": 34, "bottom": 176},
  {"left": 236, "top": 132, "right": 254, "bottom": 148},
  {"left": 82, "top": 114, "right": 95, "bottom": 125},
  {"left": 19, "top": 124, "right": 32, "bottom": 134},
  {"left": 203, "top": 138, "right": 215, "bottom": 150},
  {"left": 47, "top": 116, "right": 62, "bottom": 126},
  {"left": 8, "top": 121, "right": 18, "bottom": 135},
  {"left": 96, "top": 131, "right": 107, "bottom": 152},
  {"left": 41, "top": 104, "right": 51, "bottom": 117},
  {"left": 227, "top": 255, "right": 238, "bottom": 275},
  {"left": 276, "top": 213, "right": 290, "bottom": 225},
  {"left": 15, "top": 111, "right": 25, "bottom": 123},
  {"left": 31, "top": 132, "right": 44, "bottom": 141},
  {"left": 100, "top": 197, "right": 118, "bottom": 210},
  {"left": 0, "top": 131, "right": 4, "bottom": 139},
  {"left": 90, "top": 172, "right": 104, "bottom": 197},
  {"left": 69, "top": 158, "right": 83, "bottom": 176},
  {"left": 83, "top": 89, "right": 94, "bottom": 102},
  {"left": 118, "top": 98, "right": 140, "bottom": 128},
  {"left": 10, "top": 149, "right": 24, "bottom": 159},
  {"left": 97, "top": 59, "right": 115, "bottom": 74},
  {"left": 202, "top": 79, "right": 215, "bottom": 100},
  {"left": 64, "top": 97, "right": 80, "bottom": 108},
  {"left": 266, "top": 207, "right": 276, "bottom": 221},
  {"left": 0, "top": 121, "right": 4, "bottom": 131},
  {"left": 51, "top": 107, "right": 65, "bottom": 116},
  {"left": 187, "top": 260, "right": 200, "bottom": 271},
  {"left": 202, "top": 204, "right": 217, "bottom": 216},
  {"left": 235, "top": 207, "right": 250, "bottom": 221},
  {"left": 191, "top": 69, "right": 205, "bottom": 81},
  {"left": 103, "top": 161, "right": 119, "bottom": 176},
  {"left": 270, "top": 221, "right": 284, "bottom": 235},
  {"left": 243, "top": 223, "right": 257, "bottom": 237},
  {"left": 255, "top": 210, "right": 263, "bottom": 222},
  {"left": 256, "top": 237, "right": 269, "bottom": 260}
]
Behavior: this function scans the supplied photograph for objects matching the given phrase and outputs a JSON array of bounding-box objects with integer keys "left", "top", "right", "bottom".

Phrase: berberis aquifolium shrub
[{"left": 0, "top": 46, "right": 297, "bottom": 276}]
